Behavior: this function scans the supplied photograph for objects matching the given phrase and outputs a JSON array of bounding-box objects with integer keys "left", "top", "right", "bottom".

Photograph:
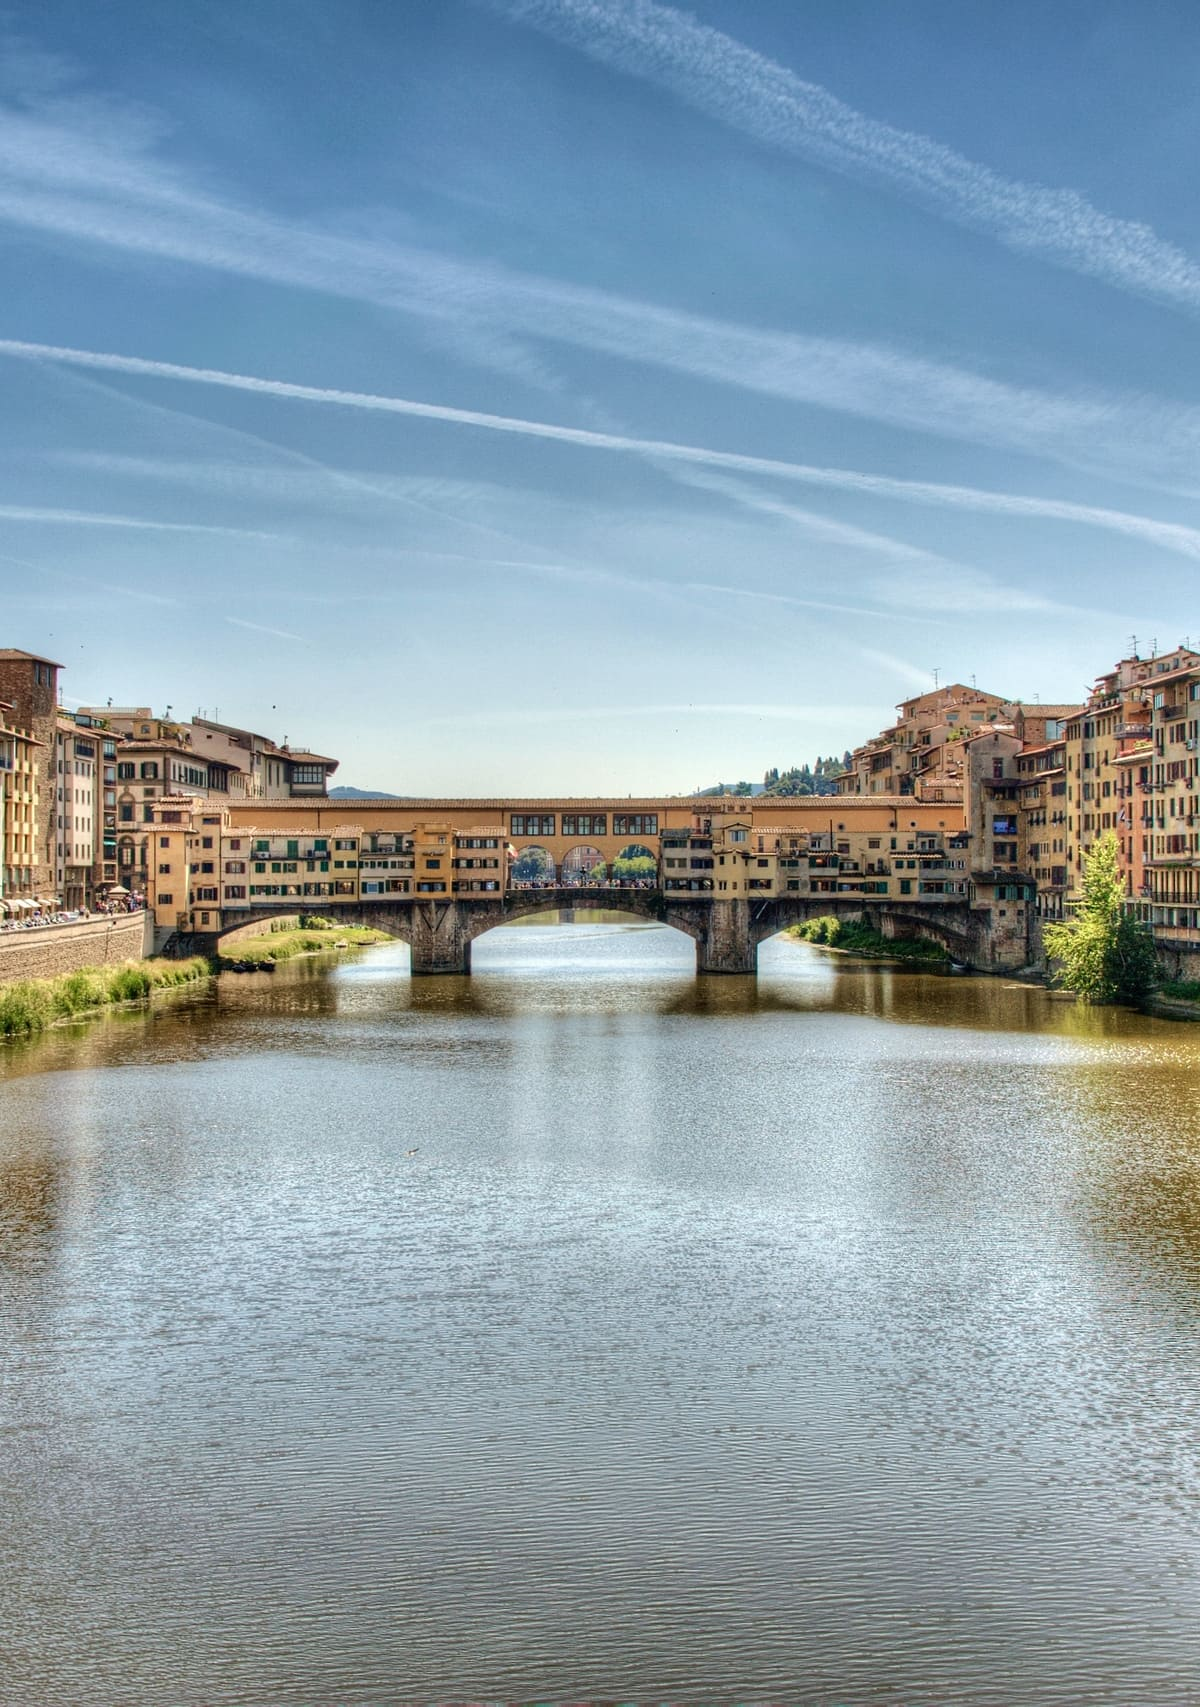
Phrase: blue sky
[{"left": 2, "top": 0, "right": 1199, "bottom": 792}]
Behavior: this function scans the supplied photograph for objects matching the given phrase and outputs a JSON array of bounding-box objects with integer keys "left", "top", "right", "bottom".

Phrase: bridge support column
[
  {"left": 696, "top": 899, "right": 756, "bottom": 975},
  {"left": 408, "top": 901, "right": 473, "bottom": 975}
]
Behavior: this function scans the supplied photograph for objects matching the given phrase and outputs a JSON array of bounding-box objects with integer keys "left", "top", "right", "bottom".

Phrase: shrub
[{"left": 56, "top": 969, "right": 108, "bottom": 1014}]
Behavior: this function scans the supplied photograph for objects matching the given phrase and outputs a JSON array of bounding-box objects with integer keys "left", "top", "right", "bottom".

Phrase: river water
[{"left": 2, "top": 921, "right": 1200, "bottom": 1705}]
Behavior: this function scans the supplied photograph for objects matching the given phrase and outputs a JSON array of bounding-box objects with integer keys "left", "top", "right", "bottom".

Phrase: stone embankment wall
[{"left": 0, "top": 911, "right": 152, "bottom": 985}]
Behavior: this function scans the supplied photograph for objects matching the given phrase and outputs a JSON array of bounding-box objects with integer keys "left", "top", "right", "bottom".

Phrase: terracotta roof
[{"left": 0, "top": 647, "right": 63, "bottom": 667}]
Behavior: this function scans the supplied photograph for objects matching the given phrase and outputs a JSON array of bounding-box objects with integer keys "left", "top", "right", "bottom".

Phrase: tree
[
  {"left": 511, "top": 846, "right": 553, "bottom": 884},
  {"left": 1043, "top": 833, "right": 1158, "bottom": 1006},
  {"left": 611, "top": 854, "right": 658, "bottom": 883}
]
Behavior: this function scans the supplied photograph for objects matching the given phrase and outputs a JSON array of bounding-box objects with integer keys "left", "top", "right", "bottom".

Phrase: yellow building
[{"left": 0, "top": 700, "right": 40, "bottom": 914}]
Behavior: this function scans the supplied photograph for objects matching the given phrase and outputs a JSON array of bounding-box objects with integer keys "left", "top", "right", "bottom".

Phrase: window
[
  {"left": 158, "top": 893, "right": 174, "bottom": 906},
  {"left": 290, "top": 764, "right": 325, "bottom": 786},
  {"left": 511, "top": 814, "right": 555, "bottom": 837},
  {"left": 613, "top": 814, "right": 657, "bottom": 836},
  {"left": 118, "top": 805, "right": 134, "bottom": 822},
  {"left": 140, "top": 761, "right": 158, "bottom": 779},
  {"left": 117, "top": 762, "right": 135, "bottom": 780},
  {"left": 992, "top": 817, "right": 1017, "bottom": 835},
  {"left": 158, "top": 863, "right": 171, "bottom": 875}
]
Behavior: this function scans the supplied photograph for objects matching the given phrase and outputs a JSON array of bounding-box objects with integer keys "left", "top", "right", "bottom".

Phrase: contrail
[
  {"left": 4, "top": 334, "right": 1199, "bottom": 561},
  {"left": 488, "top": 0, "right": 1200, "bottom": 313}
]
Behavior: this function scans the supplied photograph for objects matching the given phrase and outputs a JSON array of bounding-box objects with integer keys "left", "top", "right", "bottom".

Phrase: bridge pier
[
  {"left": 695, "top": 899, "right": 757, "bottom": 975},
  {"left": 408, "top": 901, "right": 474, "bottom": 975}
]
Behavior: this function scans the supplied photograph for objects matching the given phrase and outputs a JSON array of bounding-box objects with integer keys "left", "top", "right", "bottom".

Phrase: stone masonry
[{"left": 0, "top": 911, "right": 152, "bottom": 985}]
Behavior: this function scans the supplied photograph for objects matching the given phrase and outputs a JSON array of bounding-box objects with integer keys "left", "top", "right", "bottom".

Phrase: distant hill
[
  {"left": 694, "top": 755, "right": 851, "bottom": 799},
  {"left": 328, "top": 785, "right": 396, "bottom": 799}
]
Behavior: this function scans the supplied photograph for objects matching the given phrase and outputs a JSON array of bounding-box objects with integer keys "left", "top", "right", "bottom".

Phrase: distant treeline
[{"left": 695, "top": 754, "right": 851, "bottom": 798}]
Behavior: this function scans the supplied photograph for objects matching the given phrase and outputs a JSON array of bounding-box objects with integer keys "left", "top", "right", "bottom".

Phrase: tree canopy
[{"left": 1043, "top": 833, "right": 1158, "bottom": 1006}]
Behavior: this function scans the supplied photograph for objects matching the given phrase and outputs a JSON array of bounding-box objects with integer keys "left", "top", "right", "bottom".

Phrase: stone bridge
[{"left": 188, "top": 887, "right": 1019, "bottom": 974}]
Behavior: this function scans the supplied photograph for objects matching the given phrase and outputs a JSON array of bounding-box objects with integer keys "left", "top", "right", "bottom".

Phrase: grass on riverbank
[
  {"left": 1159, "top": 980, "right": 1200, "bottom": 1002},
  {"left": 0, "top": 956, "right": 211, "bottom": 1039},
  {"left": 787, "top": 914, "right": 949, "bottom": 964},
  {"left": 218, "top": 925, "right": 388, "bottom": 966}
]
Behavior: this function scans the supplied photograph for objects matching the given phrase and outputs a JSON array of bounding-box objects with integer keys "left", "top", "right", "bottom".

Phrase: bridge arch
[
  {"left": 462, "top": 890, "right": 697, "bottom": 941},
  {"left": 510, "top": 844, "right": 557, "bottom": 887},
  {"left": 611, "top": 842, "right": 659, "bottom": 886},
  {"left": 560, "top": 844, "right": 606, "bottom": 885}
]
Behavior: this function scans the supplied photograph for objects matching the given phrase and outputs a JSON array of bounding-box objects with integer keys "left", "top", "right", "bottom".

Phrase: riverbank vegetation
[
  {"left": 218, "top": 922, "right": 388, "bottom": 966},
  {"left": 0, "top": 956, "right": 211, "bottom": 1039},
  {"left": 1044, "top": 834, "right": 1158, "bottom": 1006},
  {"left": 787, "top": 915, "right": 949, "bottom": 964}
]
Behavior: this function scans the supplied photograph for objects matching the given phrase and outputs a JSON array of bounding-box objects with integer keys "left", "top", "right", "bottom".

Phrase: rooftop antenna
[
  {"left": 1151, "top": 638, "right": 1158, "bottom": 657},
  {"left": 932, "top": 667, "right": 940, "bottom": 688},
  {"left": 1129, "top": 634, "right": 1138, "bottom": 658}
]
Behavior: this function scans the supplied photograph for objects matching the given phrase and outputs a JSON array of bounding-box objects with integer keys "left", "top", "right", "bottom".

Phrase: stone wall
[{"left": 0, "top": 911, "right": 152, "bottom": 985}]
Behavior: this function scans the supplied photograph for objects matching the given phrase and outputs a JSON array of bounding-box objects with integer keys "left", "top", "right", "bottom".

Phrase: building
[
  {"left": 53, "top": 714, "right": 101, "bottom": 910},
  {"left": 0, "top": 649, "right": 61, "bottom": 897},
  {"left": 0, "top": 699, "right": 40, "bottom": 914},
  {"left": 72, "top": 705, "right": 340, "bottom": 900}
]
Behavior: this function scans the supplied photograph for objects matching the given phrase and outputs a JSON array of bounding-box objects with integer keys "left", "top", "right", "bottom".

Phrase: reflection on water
[{"left": 3, "top": 924, "right": 1200, "bottom": 1704}]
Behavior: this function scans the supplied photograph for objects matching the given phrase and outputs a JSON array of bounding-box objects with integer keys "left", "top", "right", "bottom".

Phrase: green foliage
[
  {"left": 611, "top": 854, "right": 658, "bottom": 882},
  {"left": 0, "top": 957, "right": 210, "bottom": 1039},
  {"left": 511, "top": 846, "right": 553, "bottom": 883},
  {"left": 788, "top": 914, "right": 948, "bottom": 963},
  {"left": 298, "top": 914, "right": 334, "bottom": 930},
  {"left": 588, "top": 863, "right": 608, "bottom": 884},
  {"left": 1161, "top": 980, "right": 1200, "bottom": 1002},
  {"left": 792, "top": 914, "right": 843, "bottom": 945},
  {"left": 1043, "top": 833, "right": 1158, "bottom": 1006},
  {"left": 697, "top": 754, "right": 849, "bottom": 798},
  {"left": 219, "top": 926, "right": 385, "bottom": 965}
]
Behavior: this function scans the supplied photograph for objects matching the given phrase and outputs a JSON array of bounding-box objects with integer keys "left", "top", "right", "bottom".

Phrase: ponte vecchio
[{"left": 151, "top": 792, "right": 1036, "bottom": 976}]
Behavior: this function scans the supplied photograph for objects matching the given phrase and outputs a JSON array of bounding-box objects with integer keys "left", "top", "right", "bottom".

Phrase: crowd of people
[{"left": 0, "top": 892, "right": 145, "bottom": 932}]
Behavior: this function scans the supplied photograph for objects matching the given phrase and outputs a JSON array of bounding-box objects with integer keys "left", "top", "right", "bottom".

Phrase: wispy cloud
[
  {"left": 7, "top": 336, "right": 1200, "bottom": 565},
  {"left": 0, "top": 500, "right": 278, "bottom": 537},
  {"left": 426, "top": 700, "right": 879, "bottom": 729},
  {"left": 225, "top": 616, "right": 304, "bottom": 642},
  {"left": 488, "top": 0, "right": 1200, "bottom": 315},
  {"left": 858, "top": 649, "right": 937, "bottom": 692},
  {"left": 4, "top": 82, "right": 1200, "bottom": 483}
]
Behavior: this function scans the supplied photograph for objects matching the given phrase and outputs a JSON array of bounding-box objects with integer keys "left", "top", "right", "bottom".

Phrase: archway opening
[
  {"left": 510, "top": 844, "right": 557, "bottom": 888},
  {"left": 611, "top": 843, "right": 658, "bottom": 888},
  {"left": 560, "top": 845, "right": 606, "bottom": 886}
]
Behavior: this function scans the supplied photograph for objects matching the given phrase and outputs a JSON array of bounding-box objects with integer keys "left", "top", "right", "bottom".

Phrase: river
[{"left": 2, "top": 921, "right": 1200, "bottom": 1704}]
